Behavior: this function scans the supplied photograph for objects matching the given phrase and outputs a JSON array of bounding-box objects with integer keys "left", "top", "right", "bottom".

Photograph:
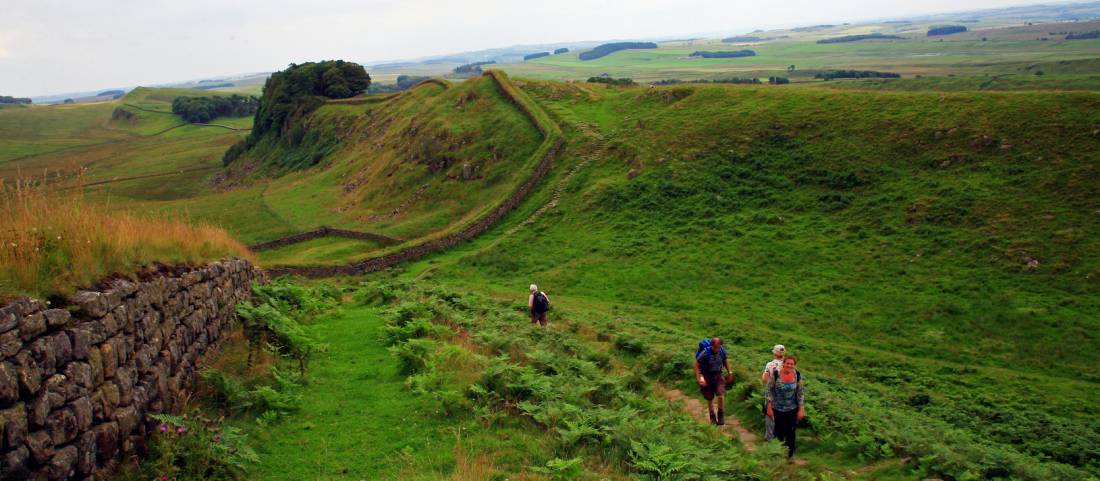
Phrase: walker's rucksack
[
  {"left": 695, "top": 339, "right": 727, "bottom": 373},
  {"left": 690, "top": 339, "right": 726, "bottom": 358},
  {"left": 533, "top": 291, "right": 550, "bottom": 312}
]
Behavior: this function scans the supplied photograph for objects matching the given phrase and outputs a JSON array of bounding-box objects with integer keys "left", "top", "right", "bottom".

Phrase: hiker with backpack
[
  {"left": 761, "top": 344, "right": 786, "bottom": 440},
  {"left": 694, "top": 337, "right": 733, "bottom": 425},
  {"left": 528, "top": 284, "right": 551, "bottom": 326},
  {"left": 766, "top": 355, "right": 805, "bottom": 461}
]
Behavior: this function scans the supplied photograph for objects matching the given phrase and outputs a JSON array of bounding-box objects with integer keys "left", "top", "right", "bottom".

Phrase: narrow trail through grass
[{"left": 240, "top": 306, "right": 457, "bottom": 480}]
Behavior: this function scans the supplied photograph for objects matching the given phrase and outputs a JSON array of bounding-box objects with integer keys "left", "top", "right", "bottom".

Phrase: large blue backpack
[{"left": 695, "top": 339, "right": 727, "bottom": 373}]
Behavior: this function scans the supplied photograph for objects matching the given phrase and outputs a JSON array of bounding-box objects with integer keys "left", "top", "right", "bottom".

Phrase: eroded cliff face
[{"left": 0, "top": 258, "right": 263, "bottom": 480}]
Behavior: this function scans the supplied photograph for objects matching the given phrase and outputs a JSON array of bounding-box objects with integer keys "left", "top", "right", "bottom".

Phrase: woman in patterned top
[{"left": 766, "top": 355, "right": 805, "bottom": 461}]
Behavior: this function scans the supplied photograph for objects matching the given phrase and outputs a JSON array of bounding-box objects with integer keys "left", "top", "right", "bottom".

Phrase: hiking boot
[
  {"left": 709, "top": 411, "right": 718, "bottom": 425},
  {"left": 717, "top": 410, "right": 726, "bottom": 426}
]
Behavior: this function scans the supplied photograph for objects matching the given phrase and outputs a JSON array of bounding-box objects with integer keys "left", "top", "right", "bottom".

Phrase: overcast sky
[{"left": 0, "top": 0, "right": 1057, "bottom": 97}]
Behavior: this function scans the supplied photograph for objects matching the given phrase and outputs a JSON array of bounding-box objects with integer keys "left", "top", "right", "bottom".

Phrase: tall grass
[{"left": 0, "top": 176, "right": 252, "bottom": 300}]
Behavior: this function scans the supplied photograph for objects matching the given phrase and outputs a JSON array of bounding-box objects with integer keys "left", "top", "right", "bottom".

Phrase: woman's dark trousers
[{"left": 773, "top": 409, "right": 798, "bottom": 458}]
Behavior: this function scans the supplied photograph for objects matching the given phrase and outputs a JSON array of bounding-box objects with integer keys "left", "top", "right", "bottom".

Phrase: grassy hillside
[{"left": 389, "top": 80, "right": 1100, "bottom": 478}]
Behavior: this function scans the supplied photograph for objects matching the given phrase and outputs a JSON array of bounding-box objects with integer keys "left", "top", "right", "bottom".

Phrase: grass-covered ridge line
[{"left": 265, "top": 70, "right": 563, "bottom": 277}]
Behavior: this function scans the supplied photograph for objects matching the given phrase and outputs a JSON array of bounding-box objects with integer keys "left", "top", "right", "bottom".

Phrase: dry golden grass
[
  {"left": 0, "top": 175, "right": 252, "bottom": 300},
  {"left": 448, "top": 445, "right": 497, "bottom": 481}
]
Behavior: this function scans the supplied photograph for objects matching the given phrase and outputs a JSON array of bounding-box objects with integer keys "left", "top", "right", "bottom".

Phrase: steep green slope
[
  {"left": 210, "top": 73, "right": 544, "bottom": 263},
  {"left": 404, "top": 80, "right": 1100, "bottom": 478}
]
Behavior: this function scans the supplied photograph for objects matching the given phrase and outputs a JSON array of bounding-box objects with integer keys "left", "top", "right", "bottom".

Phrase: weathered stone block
[
  {"left": 64, "top": 362, "right": 93, "bottom": 393},
  {"left": 115, "top": 366, "right": 135, "bottom": 406},
  {"left": 0, "top": 361, "right": 18, "bottom": 404},
  {"left": 100, "top": 312, "right": 120, "bottom": 337},
  {"left": 102, "top": 290, "right": 122, "bottom": 310},
  {"left": 182, "top": 270, "right": 202, "bottom": 286},
  {"left": 0, "top": 305, "right": 17, "bottom": 333},
  {"left": 70, "top": 396, "right": 93, "bottom": 432},
  {"left": 43, "top": 309, "right": 70, "bottom": 328},
  {"left": 77, "top": 320, "right": 106, "bottom": 345},
  {"left": 30, "top": 337, "right": 58, "bottom": 374},
  {"left": 50, "top": 332, "right": 73, "bottom": 369},
  {"left": 14, "top": 351, "right": 43, "bottom": 396},
  {"left": 46, "top": 406, "right": 78, "bottom": 445},
  {"left": 99, "top": 341, "right": 117, "bottom": 379},
  {"left": 18, "top": 312, "right": 47, "bottom": 341},
  {"left": 76, "top": 430, "right": 96, "bottom": 474},
  {"left": 0, "top": 328, "right": 22, "bottom": 359},
  {"left": 70, "top": 291, "right": 109, "bottom": 318},
  {"left": 44, "top": 374, "right": 70, "bottom": 405},
  {"left": 92, "top": 421, "right": 118, "bottom": 462},
  {"left": 49, "top": 444, "right": 78, "bottom": 480},
  {"left": 109, "top": 279, "right": 138, "bottom": 298},
  {"left": 101, "top": 382, "right": 120, "bottom": 407},
  {"left": 66, "top": 328, "right": 91, "bottom": 361},
  {"left": 1, "top": 445, "right": 30, "bottom": 479},
  {"left": 26, "top": 429, "right": 54, "bottom": 463},
  {"left": 114, "top": 406, "right": 138, "bottom": 437},
  {"left": 87, "top": 346, "right": 103, "bottom": 386},
  {"left": 134, "top": 344, "right": 156, "bottom": 374},
  {"left": 29, "top": 391, "right": 51, "bottom": 428},
  {"left": 89, "top": 388, "right": 106, "bottom": 423},
  {"left": 1, "top": 402, "right": 26, "bottom": 449}
]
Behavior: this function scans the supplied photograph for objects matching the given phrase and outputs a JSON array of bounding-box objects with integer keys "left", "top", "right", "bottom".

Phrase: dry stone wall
[
  {"left": 248, "top": 226, "right": 403, "bottom": 252},
  {"left": 0, "top": 258, "right": 263, "bottom": 480}
]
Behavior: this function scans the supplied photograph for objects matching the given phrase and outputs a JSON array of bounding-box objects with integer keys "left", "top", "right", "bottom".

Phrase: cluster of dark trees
[
  {"left": 171, "top": 94, "right": 259, "bottom": 123},
  {"left": 816, "top": 33, "right": 904, "bottom": 44},
  {"left": 768, "top": 76, "right": 790, "bottom": 84},
  {"left": 815, "top": 70, "right": 901, "bottom": 80},
  {"left": 453, "top": 61, "right": 495, "bottom": 74},
  {"left": 224, "top": 60, "right": 370, "bottom": 167},
  {"left": 0, "top": 96, "right": 32, "bottom": 104},
  {"left": 653, "top": 77, "right": 762, "bottom": 85},
  {"left": 553, "top": 47, "right": 569, "bottom": 54},
  {"left": 368, "top": 75, "right": 431, "bottom": 93},
  {"left": 722, "top": 36, "right": 763, "bottom": 43},
  {"left": 587, "top": 77, "right": 635, "bottom": 85},
  {"left": 690, "top": 49, "right": 756, "bottom": 58},
  {"left": 524, "top": 52, "right": 550, "bottom": 61},
  {"left": 578, "top": 42, "right": 658, "bottom": 60},
  {"left": 928, "top": 25, "right": 968, "bottom": 36},
  {"left": 250, "top": 60, "right": 370, "bottom": 139},
  {"left": 1066, "top": 30, "right": 1100, "bottom": 40}
]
